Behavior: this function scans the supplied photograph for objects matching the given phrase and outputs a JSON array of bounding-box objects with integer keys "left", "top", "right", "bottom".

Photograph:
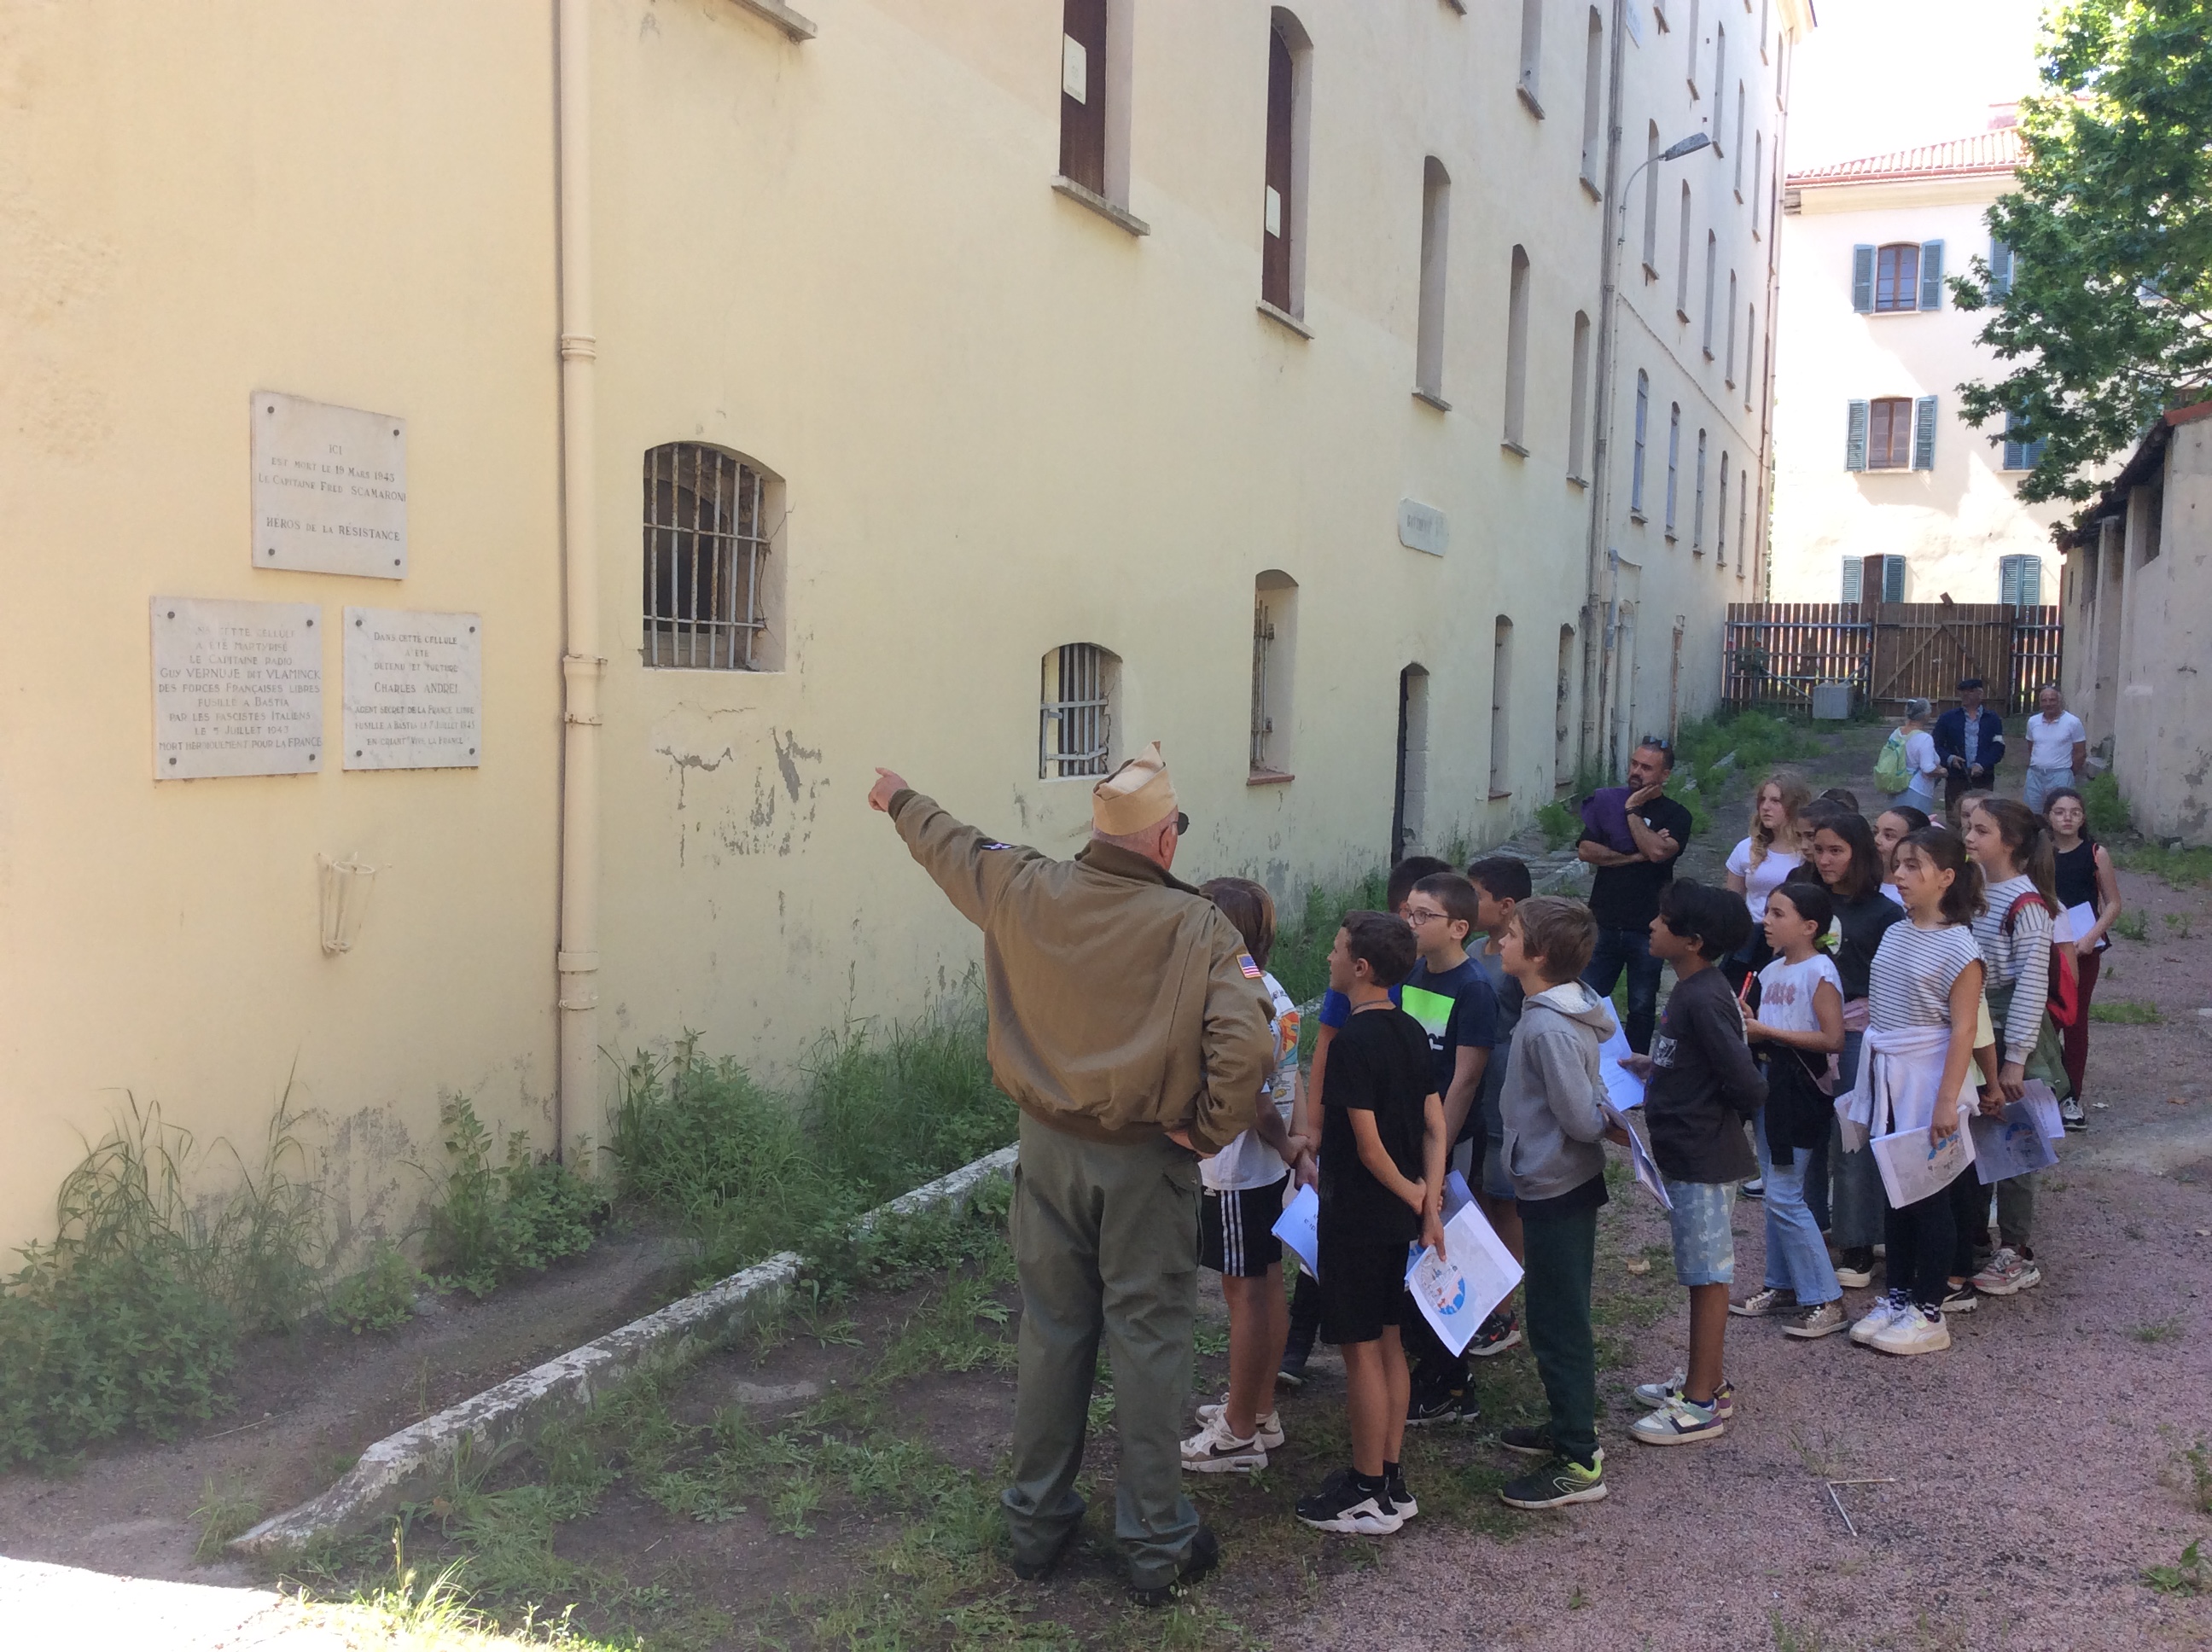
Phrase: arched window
[
  {"left": 1630, "top": 369, "right": 1650, "bottom": 512},
  {"left": 642, "top": 443, "right": 781, "bottom": 671},
  {"left": 1555, "top": 625, "right": 1576, "bottom": 783},
  {"left": 1251, "top": 573, "right": 1299, "bottom": 777},
  {"left": 1415, "top": 158, "right": 1452, "bottom": 400},
  {"left": 1262, "top": 11, "right": 1314, "bottom": 318},
  {"left": 1579, "top": 10, "right": 1604, "bottom": 187},
  {"left": 1519, "top": 0, "right": 1545, "bottom": 111},
  {"left": 1642, "top": 123, "right": 1662, "bottom": 271},
  {"left": 1568, "top": 311, "right": 1592, "bottom": 480},
  {"left": 1489, "top": 618, "right": 1516, "bottom": 796},
  {"left": 1676, "top": 182, "right": 1694, "bottom": 317},
  {"left": 1693, "top": 428, "right": 1708, "bottom": 550},
  {"left": 1041, "top": 643, "right": 1119, "bottom": 778},
  {"left": 1666, "top": 404, "right": 1681, "bottom": 534},
  {"left": 1503, "top": 245, "right": 1532, "bottom": 448}
]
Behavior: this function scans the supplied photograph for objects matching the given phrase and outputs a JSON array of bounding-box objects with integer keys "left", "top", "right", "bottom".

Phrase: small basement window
[
  {"left": 1041, "top": 643, "right": 1118, "bottom": 778},
  {"left": 642, "top": 443, "right": 781, "bottom": 670}
]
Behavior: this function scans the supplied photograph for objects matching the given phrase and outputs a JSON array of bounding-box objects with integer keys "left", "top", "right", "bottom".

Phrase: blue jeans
[
  {"left": 1583, "top": 924, "right": 1662, "bottom": 1052},
  {"left": 1755, "top": 1114, "right": 1840, "bottom": 1306},
  {"left": 2023, "top": 766, "right": 2074, "bottom": 815}
]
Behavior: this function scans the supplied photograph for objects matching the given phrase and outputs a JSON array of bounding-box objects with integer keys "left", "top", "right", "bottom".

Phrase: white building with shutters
[{"left": 1767, "top": 119, "right": 2066, "bottom": 605}]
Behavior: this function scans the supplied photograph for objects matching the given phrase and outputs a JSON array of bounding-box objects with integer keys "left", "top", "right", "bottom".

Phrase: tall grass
[{"left": 608, "top": 1000, "right": 1017, "bottom": 1285}]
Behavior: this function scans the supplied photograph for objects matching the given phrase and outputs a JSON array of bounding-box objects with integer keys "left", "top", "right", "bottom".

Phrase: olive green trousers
[{"left": 1003, "top": 1113, "right": 1202, "bottom": 1591}]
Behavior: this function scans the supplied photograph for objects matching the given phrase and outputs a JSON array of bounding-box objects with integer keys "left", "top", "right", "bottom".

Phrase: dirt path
[{"left": 0, "top": 1233, "right": 687, "bottom": 1585}]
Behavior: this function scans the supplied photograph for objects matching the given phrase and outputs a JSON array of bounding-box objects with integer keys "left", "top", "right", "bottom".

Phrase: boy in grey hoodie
[{"left": 1491, "top": 896, "right": 1621, "bottom": 1509}]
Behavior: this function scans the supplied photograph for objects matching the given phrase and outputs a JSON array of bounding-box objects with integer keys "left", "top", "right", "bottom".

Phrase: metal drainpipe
[
  {"left": 1577, "top": 0, "right": 1633, "bottom": 784},
  {"left": 555, "top": 0, "right": 602, "bottom": 1158}
]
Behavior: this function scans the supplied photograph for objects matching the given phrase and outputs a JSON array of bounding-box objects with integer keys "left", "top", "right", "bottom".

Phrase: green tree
[{"left": 1951, "top": 0, "right": 2212, "bottom": 504}]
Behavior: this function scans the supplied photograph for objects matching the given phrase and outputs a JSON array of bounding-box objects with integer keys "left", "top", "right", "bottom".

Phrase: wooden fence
[{"left": 1722, "top": 602, "right": 2062, "bottom": 714}]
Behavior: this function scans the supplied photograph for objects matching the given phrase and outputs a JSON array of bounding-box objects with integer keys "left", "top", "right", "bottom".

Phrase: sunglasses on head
[{"left": 1639, "top": 735, "right": 1674, "bottom": 753}]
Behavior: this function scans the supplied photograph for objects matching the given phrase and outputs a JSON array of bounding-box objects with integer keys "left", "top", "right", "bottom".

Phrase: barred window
[
  {"left": 1041, "top": 643, "right": 1118, "bottom": 779},
  {"left": 642, "top": 444, "right": 777, "bottom": 670}
]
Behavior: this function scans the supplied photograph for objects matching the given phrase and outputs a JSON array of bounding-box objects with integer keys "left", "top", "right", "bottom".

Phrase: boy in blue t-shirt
[{"left": 1397, "top": 873, "right": 1498, "bottom": 1423}]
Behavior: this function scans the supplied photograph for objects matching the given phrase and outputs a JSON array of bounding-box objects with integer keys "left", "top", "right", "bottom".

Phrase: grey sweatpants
[{"left": 1002, "top": 1113, "right": 1202, "bottom": 1590}]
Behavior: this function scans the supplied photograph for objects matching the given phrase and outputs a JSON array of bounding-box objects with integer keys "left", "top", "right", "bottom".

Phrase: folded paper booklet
[
  {"left": 1602, "top": 1102, "right": 1674, "bottom": 1211},
  {"left": 1271, "top": 1182, "right": 1319, "bottom": 1280},
  {"left": 1598, "top": 1021, "right": 1648, "bottom": 1113},
  {"left": 1972, "top": 1101, "right": 2061, "bottom": 1185},
  {"left": 1871, "top": 1118, "right": 1976, "bottom": 1208},
  {"left": 2017, "top": 1078, "right": 2067, "bottom": 1143},
  {"left": 1405, "top": 1201, "right": 1525, "bottom": 1358}
]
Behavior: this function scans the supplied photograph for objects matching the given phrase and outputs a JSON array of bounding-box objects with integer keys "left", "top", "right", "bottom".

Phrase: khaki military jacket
[{"left": 890, "top": 791, "right": 1273, "bottom": 1155}]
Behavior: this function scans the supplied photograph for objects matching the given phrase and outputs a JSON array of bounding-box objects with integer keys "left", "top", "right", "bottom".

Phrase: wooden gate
[{"left": 1722, "top": 602, "right": 2060, "bottom": 713}]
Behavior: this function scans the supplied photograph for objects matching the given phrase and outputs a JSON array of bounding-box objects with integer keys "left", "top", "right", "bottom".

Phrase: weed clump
[
  {"left": 422, "top": 1097, "right": 603, "bottom": 1300},
  {"left": 326, "top": 1240, "right": 424, "bottom": 1335}
]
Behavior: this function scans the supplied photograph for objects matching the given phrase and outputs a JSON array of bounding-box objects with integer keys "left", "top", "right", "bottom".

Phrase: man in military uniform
[{"left": 868, "top": 743, "right": 1275, "bottom": 1605}]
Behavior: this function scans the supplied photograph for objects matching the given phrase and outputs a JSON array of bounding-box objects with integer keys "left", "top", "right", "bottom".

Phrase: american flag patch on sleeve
[{"left": 1238, "top": 953, "right": 1262, "bottom": 979}]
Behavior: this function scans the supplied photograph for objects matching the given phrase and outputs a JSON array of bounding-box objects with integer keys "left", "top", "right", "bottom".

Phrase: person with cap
[
  {"left": 868, "top": 744, "right": 1275, "bottom": 1607},
  {"left": 1933, "top": 678, "right": 2005, "bottom": 823}
]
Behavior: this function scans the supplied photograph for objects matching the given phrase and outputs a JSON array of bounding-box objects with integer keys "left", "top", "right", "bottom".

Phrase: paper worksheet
[
  {"left": 1405, "top": 1201, "right": 1525, "bottom": 1358},
  {"left": 1603, "top": 1102, "right": 1674, "bottom": 1211},
  {"left": 1971, "top": 1101, "right": 2061, "bottom": 1184},
  {"left": 2059, "top": 901, "right": 2101, "bottom": 951},
  {"left": 1598, "top": 1021, "right": 1647, "bottom": 1111},
  {"left": 1441, "top": 1168, "right": 1475, "bottom": 1224},
  {"left": 1271, "top": 1183, "right": 1319, "bottom": 1279},
  {"left": 1870, "top": 1119, "right": 1976, "bottom": 1207},
  {"left": 2017, "top": 1078, "right": 2067, "bottom": 1142}
]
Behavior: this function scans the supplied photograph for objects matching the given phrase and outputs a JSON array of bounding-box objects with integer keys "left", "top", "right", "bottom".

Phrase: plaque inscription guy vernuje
[
  {"left": 251, "top": 390, "right": 408, "bottom": 579},
  {"left": 151, "top": 597, "right": 323, "bottom": 779},
  {"left": 342, "top": 608, "right": 482, "bottom": 771}
]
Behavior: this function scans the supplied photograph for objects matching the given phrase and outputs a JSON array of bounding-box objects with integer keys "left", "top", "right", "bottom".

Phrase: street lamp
[{"left": 1581, "top": 129, "right": 1712, "bottom": 778}]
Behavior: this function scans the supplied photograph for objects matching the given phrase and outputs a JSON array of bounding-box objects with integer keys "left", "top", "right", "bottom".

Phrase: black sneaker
[
  {"left": 1406, "top": 1384, "right": 1480, "bottom": 1427},
  {"left": 1498, "top": 1424, "right": 1556, "bottom": 1457},
  {"left": 1295, "top": 1468, "right": 1404, "bottom": 1535},
  {"left": 1274, "top": 1352, "right": 1308, "bottom": 1391},
  {"left": 1011, "top": 1523, "right": 1079, "bottom": 1582},
  {"left": 1384, "top": 1467, "right": 1417, "bottom": 1520},
  {"left": 1500, "top": 1451, "right": 1608, "bottom": 1509},
  {"left": 1467, "top": 1309, "right": 1522, "bottom": 1358},
  {"left": 1127, "top": 1524, "right": 1220, "bottom": 1608},
  {"left": 1938, "top": 1281, "right": 1979, "bottom": 1316}
]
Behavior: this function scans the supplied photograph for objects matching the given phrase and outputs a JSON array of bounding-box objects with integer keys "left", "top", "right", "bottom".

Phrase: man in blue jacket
[{"left": 1932, "top": 677, "right": 2005, "bottom": 822}]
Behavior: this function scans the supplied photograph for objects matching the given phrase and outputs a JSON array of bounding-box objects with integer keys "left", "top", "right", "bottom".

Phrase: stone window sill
[
  {"left": 1052, "top": 176, "right": 1150, "bottom": 237},
  {"left": 1630, "top": 509, "right": 1647, "bottom": 524},
  {"left": 1256, "top": 300, "right": 1313, "bottom": 339},
  {"left": 1580, "top": 175, "right": 1603, "bottom": 201},
  {"left": 1412, "top": 387, "right": 1452, "bottom": 411},
  {"left": 1567, "top": 474, "right": 1589, "bottom": 490},
  {"left": 1501, "top": 439, "right": 1529, "bottom": 458},
  {"left": 1488, "top": 789, "right": 1513, "bottom": 801},
  {"left": 1248, "top": 770, "right": 1295, "bottom": 787},
  {"left": 731, "top": 0, "right": 816, "bottom": 40},
  {"left": 1518, "top": 84, "right": 1545, "bottom": 119}
]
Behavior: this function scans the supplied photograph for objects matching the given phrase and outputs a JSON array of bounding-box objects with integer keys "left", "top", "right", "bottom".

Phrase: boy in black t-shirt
[
  {"left": 1398, "top": 872, "right": 1498, "bottom": 1424},
  {"left": 1295, "top": 912, "right": 1447, "bottom": 1538}
]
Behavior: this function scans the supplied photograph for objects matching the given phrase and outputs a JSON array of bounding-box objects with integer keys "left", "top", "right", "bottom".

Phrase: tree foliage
[{"left": 1950, "top": 0, "right": 2212, "bottom": 506}]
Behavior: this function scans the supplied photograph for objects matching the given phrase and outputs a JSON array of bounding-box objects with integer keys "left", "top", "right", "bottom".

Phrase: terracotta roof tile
[{"left": 1786, "top": 127, "right": 2023, "bottom": 187}]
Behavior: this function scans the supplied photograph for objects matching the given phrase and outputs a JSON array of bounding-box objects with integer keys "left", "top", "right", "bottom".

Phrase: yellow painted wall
[{"left": 0, "top": 0, "right": 1791, "bottom": 1249}]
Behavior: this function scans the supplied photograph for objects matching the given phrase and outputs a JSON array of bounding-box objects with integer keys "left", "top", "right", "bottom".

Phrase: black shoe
[
  {"left": 1499, "top": 1451, "right": 1608, "bottom": 1509},
  {"left": 1128, "top": 1524, "right": 1220, "bottom": 1607},
  {"left": 1497, "top": 1423, "right": 1555, "bottom": 1457},
  {"left": 1384, "top": 1467, "right": 1417, "bottom": 1520},
  {"left": 1011, "top": 1523, "right": 1080, "bottom": 1582},
  {"left": 1406, "top": 1383, "right": 1479, "bottom": 1427},
  {"left": 1467, "top": 1309, "right": 1522, "bottom": 1358},
  {"left": 1295, "top": 1469, "right": 1403, "bottom": 1535},
  {"left": 1275, "top": 1352, "right": 1308, "bottom": 1391}
]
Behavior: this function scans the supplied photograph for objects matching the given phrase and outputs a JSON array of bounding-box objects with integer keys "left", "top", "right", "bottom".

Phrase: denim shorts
[{"left": 1663, "top": 1178, "right": 1738, "bottom": 1286}]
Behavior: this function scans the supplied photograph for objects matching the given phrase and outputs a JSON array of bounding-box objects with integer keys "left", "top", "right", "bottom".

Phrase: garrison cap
[{"left": 1092, "top": 742, "right": 1178, "bottom": 835}]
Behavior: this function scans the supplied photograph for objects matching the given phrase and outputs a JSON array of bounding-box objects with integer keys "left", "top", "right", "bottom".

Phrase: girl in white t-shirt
[
  {"left": 1734, "top": 880, "right": 1848, "bottom": 1339},
  {"left": 1185, "top": 878, "right": 1307, "bottom": 1472},
  {"left": 1726, "top": 773, "right": 1812, "bottom": 923},
  {"left": 1890, "top": 700, "right": 1943, "bottom": 811}
]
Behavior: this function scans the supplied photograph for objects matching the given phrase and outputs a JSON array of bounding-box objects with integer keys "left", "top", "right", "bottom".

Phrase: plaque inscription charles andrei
[{"left": 342, "top": 608, "right": 482, "bottom": 771}]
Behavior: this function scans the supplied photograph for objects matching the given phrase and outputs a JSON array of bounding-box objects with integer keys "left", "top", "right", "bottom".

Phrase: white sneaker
[
  {"left": 1180, "top": 1411, "right": 1268, "bottom": 1473},
  {"left": 1870, "top": 1303, "right": 1951, "bottom": 1356},
  {"left": 1196, "top": 1399, "right": 1284, "bottom": 1450},
  {"left": 1850, "top": 1292, "right": 1906, "bottom": 1346}
]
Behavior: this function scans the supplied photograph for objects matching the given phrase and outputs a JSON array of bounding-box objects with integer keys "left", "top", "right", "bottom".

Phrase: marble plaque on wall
[
  {"left": 342, "top": 608, "right": 481, "bottom": 771},
  {"left": 151, "top": 598, "right": 323, "bottom": 779},
  {"left": 251, "top": 390, "right": 408, "bottom": 578}
]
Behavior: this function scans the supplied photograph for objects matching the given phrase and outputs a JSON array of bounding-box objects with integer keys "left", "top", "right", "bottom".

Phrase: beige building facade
[
  {"left": 0, "top": 0, "right": 1805, "bottom": 1252},
  {"left": 1769, "top": 124, "right": 2068, "bottom": 606}
]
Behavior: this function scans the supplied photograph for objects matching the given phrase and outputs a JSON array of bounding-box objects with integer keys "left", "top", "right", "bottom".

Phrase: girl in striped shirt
[
  {"left": 1842, "top": 828, "right": 1986, "bottom": 1356},
  {"left": 1962, "top": 800, "right": 2068, "bottom": 1299}
]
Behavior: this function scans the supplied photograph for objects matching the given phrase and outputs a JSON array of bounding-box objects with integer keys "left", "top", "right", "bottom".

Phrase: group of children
[{"left": 1173, "top": 769, "right": 2115, "bottom": 1534}]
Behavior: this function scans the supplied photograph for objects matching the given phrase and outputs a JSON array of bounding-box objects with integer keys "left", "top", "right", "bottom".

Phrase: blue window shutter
[
  {"left": 1845, "top": 399, "right": 1869, "bottom": 470},
  {"left": 1989, "top": 237, "right": 2013, "bottom": 298},
  {"left": 1882, "top": 556, "right": 1906, "bottom": 603},
  {"left": 2000, "top": 556, "right": 2023, "bottom": 606},
  {"left": 1918, "top": 240, "right": 1945, "bottom": 309},
  {"left": 1841, "top": 558, "right": 1863, "bottom": 603},
  {"left": 2020, "top": 558, "right": 2041, "bottom": 606},
  {"left": 1851, "top": 245, "right": 1875, "bottom": 313},
  {"left": 1912, "top": 394, "right": 1937, "bottom": 469}
]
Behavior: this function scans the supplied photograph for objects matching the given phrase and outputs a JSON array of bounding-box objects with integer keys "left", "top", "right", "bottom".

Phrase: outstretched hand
[{"left": 868, "top": 768, "right": 908, "bottom": 812}]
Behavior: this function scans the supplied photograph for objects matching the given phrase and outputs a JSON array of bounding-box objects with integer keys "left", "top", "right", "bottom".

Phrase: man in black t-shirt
[{"left": 1577, "top": 738, "right": 1694, "bottom": 1053}]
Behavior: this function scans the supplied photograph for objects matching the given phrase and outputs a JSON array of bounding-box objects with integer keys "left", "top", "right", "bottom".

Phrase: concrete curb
[{"left": 230, "top": 1143, "right": 1018, "bottom": 1556}]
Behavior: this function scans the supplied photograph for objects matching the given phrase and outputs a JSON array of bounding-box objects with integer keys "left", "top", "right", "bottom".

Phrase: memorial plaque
[
  {"left": 151, "top": 598, "right": 323, "bottom": 779},
  {"left": 1398, "top": 497, "right": 1449, "bottom": 556},
  {"left": 251, "top": 390, "right": 408, "bottom": 579},
  {"left": 342, "top": 608, "right": 482, "bottom": 771}
]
